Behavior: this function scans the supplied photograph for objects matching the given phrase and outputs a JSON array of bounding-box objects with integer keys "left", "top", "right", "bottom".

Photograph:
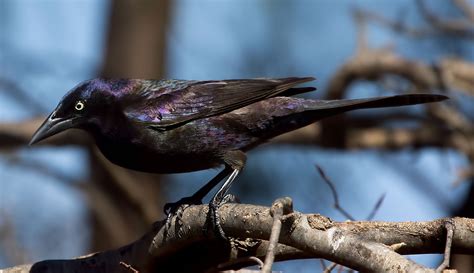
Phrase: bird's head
[{"left": 30, "top": 78, "right": 134, "bottom": 145}]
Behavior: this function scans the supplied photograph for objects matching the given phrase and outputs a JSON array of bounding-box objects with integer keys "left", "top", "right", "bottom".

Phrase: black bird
[{"left": 30, "top": 77, "right": 447, "bottom": 237}]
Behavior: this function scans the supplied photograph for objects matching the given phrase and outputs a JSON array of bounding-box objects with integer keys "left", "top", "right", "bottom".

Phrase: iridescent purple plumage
[
  {"left": 47, "top": 76, "right": 447, "bottom": 173},
  {"left": 30, "top": 76, "right": 448, "bottom": 239}
]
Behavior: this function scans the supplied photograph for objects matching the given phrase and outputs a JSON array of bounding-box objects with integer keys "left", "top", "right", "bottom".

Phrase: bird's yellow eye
[{"left": 75, "top": 101, "right": 85, "bottom": 111}]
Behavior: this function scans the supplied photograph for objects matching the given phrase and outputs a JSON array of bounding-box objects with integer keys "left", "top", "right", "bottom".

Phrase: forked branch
[{"left": 2, "top": 200, "right": 473, "bottom": 273}]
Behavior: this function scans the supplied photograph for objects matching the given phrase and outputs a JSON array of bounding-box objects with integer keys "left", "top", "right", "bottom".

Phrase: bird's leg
[
  {"left": 207, "top": 168, "right": 240, "bottom": 239},
  {"left": 207, "top": 150, "right": 247, "bottom": 240},
  {"left": 163, "top": 166, "right": 233, "bottom": 216},
  {"left": 163, "top": 166, "right": 234, "bottom": 237}
]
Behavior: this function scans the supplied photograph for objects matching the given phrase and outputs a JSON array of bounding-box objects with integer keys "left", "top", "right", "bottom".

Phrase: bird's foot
[
  {"left": 163, "top": 195, "right": 203, "bottom": 236},
  {"left": 205, "top": 194, "right": 239, "bottom": 240}
]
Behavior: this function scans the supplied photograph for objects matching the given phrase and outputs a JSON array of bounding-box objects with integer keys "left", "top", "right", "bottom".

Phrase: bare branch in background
[
  {"left": 101, "top": 0, "right": 170, "bottom": 78},
  {"left": 0, "top": 118, "right": 90, "bottom": 149},
  {"left": 0, "top": 211, "right": 29, "bottom": 266},
  {"left": 452, "top": 0, "right": 474, "bottom": 22},
  {"left": 354, "top": 9, "right": 437, "bottom": 38},
  {"left": 355, "top": 0, "right": 474, "bottom": 39},
  {"left": 416, "top": 0, "right": 474, "bottom": 37},
  {"left": 0, "top": 76, "right": 48, "bottom": 115}
]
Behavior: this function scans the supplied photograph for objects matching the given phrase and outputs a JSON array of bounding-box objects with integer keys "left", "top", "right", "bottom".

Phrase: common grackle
[{"left": 30, "top": 77, "right": 447, "bottom": 238}]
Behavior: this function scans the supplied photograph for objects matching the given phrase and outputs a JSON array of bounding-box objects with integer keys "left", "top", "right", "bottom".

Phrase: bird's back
[{"left": 123, "top": 77, "right": 316, "bottom": 130}]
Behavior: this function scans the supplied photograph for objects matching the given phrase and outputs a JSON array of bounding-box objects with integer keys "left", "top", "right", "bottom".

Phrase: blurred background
[{"left": 0, "top": 0, "right": 473, "bottom": 272}]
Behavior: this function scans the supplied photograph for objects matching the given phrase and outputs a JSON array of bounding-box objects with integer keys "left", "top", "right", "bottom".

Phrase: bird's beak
[{"left": 29, "top": 111, "right": 75, "bottom": 145}]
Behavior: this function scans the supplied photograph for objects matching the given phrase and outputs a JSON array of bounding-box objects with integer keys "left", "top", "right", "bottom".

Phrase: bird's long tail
[
  {"left": 305, "top": 94, "right": 448, "bottom": 115},
  {"left": 252, "top": 93, "right": 448, "bottom": 140}
]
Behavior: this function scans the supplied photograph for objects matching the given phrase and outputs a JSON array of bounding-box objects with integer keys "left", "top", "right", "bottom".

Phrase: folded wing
[{"left": 125, "top": 77, "right": 315, "bottom": 130}]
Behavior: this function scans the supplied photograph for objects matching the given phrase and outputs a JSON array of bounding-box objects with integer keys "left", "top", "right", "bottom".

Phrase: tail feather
[
  {"left": 310, "top": 94, "right": 448, "bottom": 113},
  {"left": 238, "top": 93, "right": 448, "bottom": 145}
]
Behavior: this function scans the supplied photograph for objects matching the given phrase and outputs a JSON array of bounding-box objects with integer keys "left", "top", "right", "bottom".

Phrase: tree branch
[{"left": 2, "top": 201, "right": 473, "bottom": 273}]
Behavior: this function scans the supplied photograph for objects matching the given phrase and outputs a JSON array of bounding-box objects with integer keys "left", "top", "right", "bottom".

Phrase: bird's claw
[
  {"left": 163, "top": 195, "right": 203, "bottom": 237},
  {"left": 205, "top": 193, "right": 239, "bottom": 240}
]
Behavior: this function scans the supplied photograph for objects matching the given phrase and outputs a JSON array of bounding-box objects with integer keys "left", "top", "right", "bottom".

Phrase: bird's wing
[{"left": 124, "top": 77, "right": 315, "bottom": 130}]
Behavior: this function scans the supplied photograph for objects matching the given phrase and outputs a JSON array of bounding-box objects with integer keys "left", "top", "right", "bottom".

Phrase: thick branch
[
  {"left": 3, "top": 203, "right": 473, "bottom": 273},
  {"left": 326, "top": 50, "right": 440, "bottom": 100}
]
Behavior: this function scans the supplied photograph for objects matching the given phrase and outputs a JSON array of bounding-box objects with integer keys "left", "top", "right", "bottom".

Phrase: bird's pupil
[{"left": 75, "top": 101, "right": 84, "bottom": 111}]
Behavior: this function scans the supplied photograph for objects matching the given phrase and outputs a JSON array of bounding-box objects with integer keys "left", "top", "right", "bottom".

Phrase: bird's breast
[{"left": 94, "top": 132, "right": 222, "bottom": 174}]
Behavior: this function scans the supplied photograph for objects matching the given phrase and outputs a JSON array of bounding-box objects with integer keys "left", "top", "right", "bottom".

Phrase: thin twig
[
  {"left": 215, "top": 256, "right": 264, "bottom": 272},
  {"left": 316, "top": 165, "right": 355, "bottom": 221},
  {"left": 336, "top": 265, "right": 345, "bottom": 273},
  {"left": 390, "top": 242, "right": 407, "bottom": 252},
  {"left": 246, "top": 257, "right": 264, "bottom": 269},
  {"left": 319, "top": 259, "right": 327, "bottom": 270},
  {"left": 366, "top": 193, "right": 386, "bottom": 220},
  {"left": 261, "top": 197, "right": 293, "bottom": 273},
  {"left": 323, "top": 262, "right": 338, "bottom": 273},
  {"left": 435, "top": 220, "right": 455, "bottom": 273},
  {"left": 119, "top": 261, "right": 139, "bottom": 273}
]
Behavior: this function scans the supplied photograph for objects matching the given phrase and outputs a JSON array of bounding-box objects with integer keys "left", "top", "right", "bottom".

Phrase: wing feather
[{"left": 125, "top": 77, "right": 315, "bottom": 130}]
